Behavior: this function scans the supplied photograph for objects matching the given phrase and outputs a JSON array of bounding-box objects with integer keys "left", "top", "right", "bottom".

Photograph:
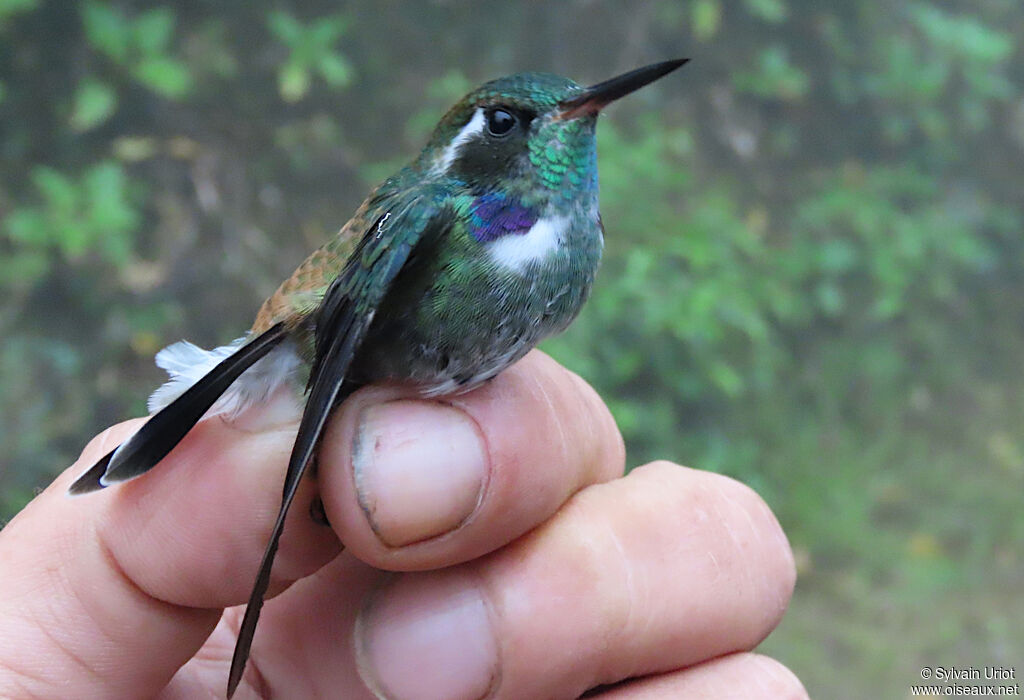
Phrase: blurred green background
[{"left": 2, "top": 1, "right": 1021, "bottom": 697}]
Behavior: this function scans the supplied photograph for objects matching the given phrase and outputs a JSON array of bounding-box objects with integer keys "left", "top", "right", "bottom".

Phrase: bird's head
[{"left": 416, "top": 59, "right": 689, "bottom": 208}]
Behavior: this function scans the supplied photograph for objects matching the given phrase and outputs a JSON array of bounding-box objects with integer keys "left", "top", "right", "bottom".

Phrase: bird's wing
[{"left": 227, "top": 187, "right": 450, "bottom": 697}]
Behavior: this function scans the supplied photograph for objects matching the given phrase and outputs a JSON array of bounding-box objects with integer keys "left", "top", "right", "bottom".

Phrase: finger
[
  {"left": 318, "top": 349, "right": 626, "bottom": 570},
  {"left": 184, "top": 552, "right": 384, "bottom": 699},
  {"left": 354, "top": 463, "right": 795, "bottom": 699},
  {"left": 257, "top": 462, "right": 795, "bottom": 699},
  {"left": 591, "top": 653, "right": 808, "bottom": 699},
  {"left": 0, "top": 391, "right": 340, "bottom": 699},
  {"left": 85, "top": 390, "right": 341, "bottom": 606}
]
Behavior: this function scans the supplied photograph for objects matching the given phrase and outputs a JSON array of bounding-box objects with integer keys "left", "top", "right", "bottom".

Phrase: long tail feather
[
  {"left": 226, "top": 314, "right": 367, "bottom": 697},
  {"left": 68, "top": 323, "right": 287, "bottom": 495},
  {"left": 225, "top": 197, "right": 437, "bottom": 697}
]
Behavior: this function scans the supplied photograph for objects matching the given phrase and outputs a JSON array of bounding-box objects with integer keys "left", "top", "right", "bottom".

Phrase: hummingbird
[{"left": 69, "top": 58, "right": 688, "bottom": 697}]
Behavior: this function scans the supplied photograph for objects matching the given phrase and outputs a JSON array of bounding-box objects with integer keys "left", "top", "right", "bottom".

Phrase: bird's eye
[{"left": 485, "top": 108, "right": 517, "bottom": 137}]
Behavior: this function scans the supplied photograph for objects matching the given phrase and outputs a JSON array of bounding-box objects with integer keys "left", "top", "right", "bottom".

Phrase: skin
[{"left": 0, "top": 351, "right": 807, "bottom": 700}]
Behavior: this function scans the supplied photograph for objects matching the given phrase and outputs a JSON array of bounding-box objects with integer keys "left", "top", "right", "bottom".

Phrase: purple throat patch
[{"left": 469, "top": 194, "right": 537, "bottom": 243}]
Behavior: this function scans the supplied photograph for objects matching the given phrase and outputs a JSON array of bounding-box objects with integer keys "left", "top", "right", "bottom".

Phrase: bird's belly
[{"left": 352, "top": 260, "right": 594, "bottom": 395}]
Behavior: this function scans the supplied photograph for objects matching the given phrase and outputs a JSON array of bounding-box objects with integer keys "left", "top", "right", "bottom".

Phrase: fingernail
[
  {"left": 356, "top": 574, "right": 499, "bottom": 700},
  {"left": 353, "top": 400, "right": 487, "bottom": 547}
]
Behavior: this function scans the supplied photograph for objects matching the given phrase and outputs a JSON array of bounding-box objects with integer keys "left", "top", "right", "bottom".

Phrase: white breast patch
[{"left": 486, "top": 215, "right": 567, "bottom": 272}]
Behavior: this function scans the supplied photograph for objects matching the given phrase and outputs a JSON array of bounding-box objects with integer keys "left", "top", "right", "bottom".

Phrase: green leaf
[
  {"left": 85, "top": 163, "right": 138, "bottom": 232},
  {"left": 819, "top": 238, "right": 858, "bottom": 273},
  {"left": 0, "top": 0, "right": 38, "bottom": 24},
  {"left": 910, "top": 4, "right": 1013, "bottom": 63},
  {"left": 710, "top": 360, "right": 744, "bottom": 397},
  {"left": 133, "top": 56, "right": 191, "bottom": 98},
  {"left": 81, "top": 1, "right": 130, "bottom": 63},
  {"left": 83, "top": 161, "right": 138, "bottom": 262},
  {"left": 733, "top": 45, "right": 809, "bottom": 99},
  {"left": 309, "top": 16, "right": 346, "bottom": 47},
  {"left": 317, "top": 52, "right": 352, "bottom": 87},
  {"left": 278, "top": 61, "right": 310, "bottom": 102},
  {"left": 426, "top": 70, "right": 471, "bottom": 101},
  {"left": 743, "top": 0, "right": 788, "bottom": 23},
  {"left": 133, "top": 7, "right": 175, "bottom": 55},
  {"left": 70, "top": 78, "right": 118, "bottom": 131},
  {"left": 4, "top": 209, "right": 49, "bottom": 245},
  {"left": 692, "top": 0, "right": 721, "bottom": 40},
  {"left": 58, "top": 220, "right": 90, "bottom": 257},
  {"left": 32, "top": 167, "right": 77, "bottom": 214},
  {"left": 267, "top": 10, "right": 303, "bottom": 46}
]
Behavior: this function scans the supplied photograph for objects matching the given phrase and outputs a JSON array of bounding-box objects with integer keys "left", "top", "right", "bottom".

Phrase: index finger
[{"left": 0, "top": 391, "right": 341, "bottom": 699}]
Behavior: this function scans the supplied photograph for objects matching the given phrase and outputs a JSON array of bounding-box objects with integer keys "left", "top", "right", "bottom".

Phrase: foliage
[
  {"left": 1, "top": 2, "right": 1021, "bottom": 697},
  {"left": 80, "top": 2, "right": 191, "bottom": 111},
  {"left": 267, "top": 10, "right": 352, "bottom": 102},
  {"left": 4, "top": 161, "right": 138, "bottom": 274}
]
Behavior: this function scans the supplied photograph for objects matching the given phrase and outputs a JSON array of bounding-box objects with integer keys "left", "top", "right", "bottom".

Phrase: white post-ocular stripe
[
  {"left": 487, "top": 215, "right": 567, "bottom": 272},
  {"left": 434, "top": 108, "right": 485, "bottom": 174}
]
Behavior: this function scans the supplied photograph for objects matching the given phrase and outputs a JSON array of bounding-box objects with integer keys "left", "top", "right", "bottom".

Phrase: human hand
[{"left": 0, "top": 351, "right": 805, "bottom": 699}]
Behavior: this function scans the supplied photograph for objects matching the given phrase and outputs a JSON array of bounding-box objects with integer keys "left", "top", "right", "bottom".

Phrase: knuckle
[{"left": 522, "top": 499, "right": 635, "bottom": 643}]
